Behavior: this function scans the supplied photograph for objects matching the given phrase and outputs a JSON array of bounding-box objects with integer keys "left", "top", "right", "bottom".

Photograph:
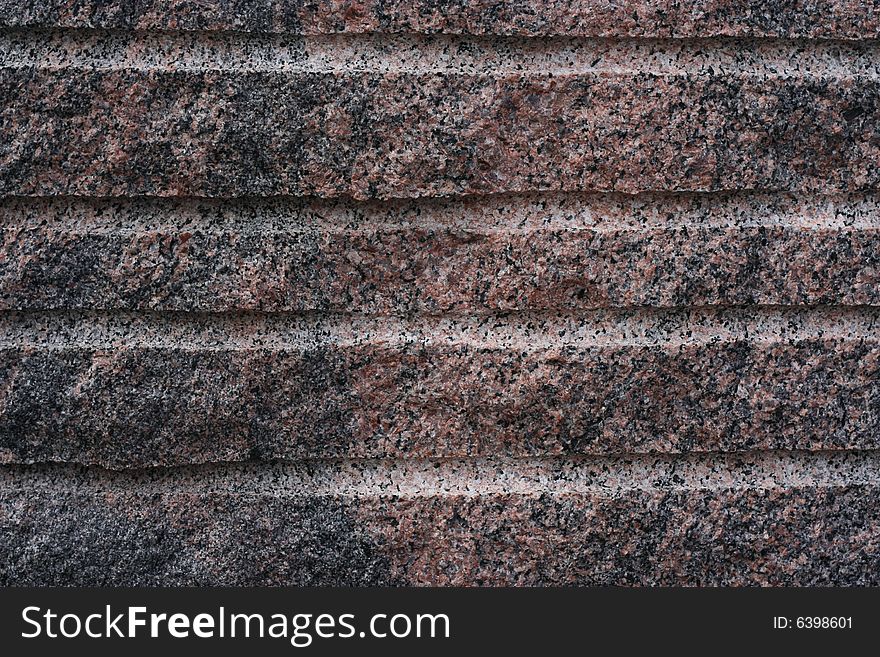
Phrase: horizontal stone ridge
[
  {"left": 3, "top": 454, "right": 879, "bottom": 585},
  {"left": 1, "top": 307, "right": 878, "bottom": 466},
  {"left": 3, "top": 35, "right": 880, "bottom": 198},
  {"left": 0, "top": 1, "right": 878, "bottom": 39},
  {"left": 1, "top": 306, "right": 878, "bottom": 349},
  {"left": 4, "top": 451, "right": 879, "bottom": 496},
  {"left": 6, "top": 32, "right": 880, "bottom": 77},
  {"left": 2, "top": 193, "right": 880, "bottom": 312}
]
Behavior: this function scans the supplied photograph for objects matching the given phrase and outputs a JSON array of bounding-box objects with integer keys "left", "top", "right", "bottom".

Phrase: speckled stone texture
[
  {"left": 1, "top": 308, "right": 880, "bottom": 466},
  {"left": 1, "top": 3, "right": 880, "bottom": 586},
  {"left": 2, "top": 1, "right": 880, "bottom": 38},
  {"left": 3, "top": 194, "right": 880, "bottom": 312},
  {"left": 3, "top": 454, "right": 880, "bottom": 585},
  {"left": 6, "top": 486, "right": 880, "bottom": 586},
  {"left": 4, "top": 35, "right": 880, "bottom": 198}
]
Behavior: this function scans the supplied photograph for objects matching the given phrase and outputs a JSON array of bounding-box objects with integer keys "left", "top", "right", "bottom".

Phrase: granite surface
[
  {"left": 2, "top": 194, "right": 880, "bottom": 312},
  {"left": 3, "top": 34, "right": 880, "bottom": 198},
  {"left": 2, "top": 461, "right": 878, "bottom": 585},
  {"left": 1, "top": 308, "right": 879, "bottom": 466},
  {"left": 1, "top": 7, "right": 880, "bottom": 586},
  {"left": 1, "top": 1, "right": 879, "bottom": 38}
]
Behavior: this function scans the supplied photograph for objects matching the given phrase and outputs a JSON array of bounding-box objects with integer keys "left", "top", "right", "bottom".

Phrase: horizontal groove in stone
[
  {"left": 5, "top": 32, "right": 880, "bottom": 77},
  {"left": 3, "top": 45, "right": 880, "bottom": 198},
  {"left": 0, "top": 306, "right": 878, "bottom": 349},
  {"left": 3, "top": 450, "right": 879, "bottom": 497},
  {"left": 1, "top": 306, "right": 879, "bottom": 465},
  {"left": 0, "top": 1, "right": 878, "bottom": 39},
  {"left": 5, "top": 191, "right": 880, "bottom": 232},
  {"left": 3, "top": 193, "right": 880, "bottom": 312}
]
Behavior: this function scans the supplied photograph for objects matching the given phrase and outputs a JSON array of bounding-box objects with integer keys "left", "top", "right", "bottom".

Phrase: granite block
[
  {"left": 2, "top": 454, "right": 878, "bottom": 585},
  {"left": 3, "top": 34, "right": 880, "bottom": 198},
  {"left": 2, "top": 194, "right": 880, "bottom": 312},
  {"left": 2, "top": 7, "right": 880, "bottom": 588},
  {"left": 0, "top": 309, "right": 878, "bottom": 466}
]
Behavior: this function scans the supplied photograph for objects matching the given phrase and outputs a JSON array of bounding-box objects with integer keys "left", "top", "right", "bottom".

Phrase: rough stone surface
[
  {"left": 2, "top": 194, "right": 880, "bottom": 312},
  {"left": 3, "top": 35, "right": 880, "bottom": 198},
  {"left": 1, "top": 309, "right": 880, "bottom": 466},
  {"left": 2, "top": 478, "right": 878, "bottom": 585},
  {"left": 1, "top": 8, "right": 880, "bottom": 586},
  {"left": 1, "top": 1, "right": 879, "bottom": 38}
]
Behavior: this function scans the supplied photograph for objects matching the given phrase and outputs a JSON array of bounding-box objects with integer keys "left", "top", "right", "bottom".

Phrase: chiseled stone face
[
  {"left": 1, "top": 0, "right": 879, "bottom": 38},
  {"left": 3, "top": 477, "right": 880, "bottom": 586},
  {"left": 0, "top": 321, "right": 879, "bottom": 466},
  {"left": 1, "top": 2, "right": 879, "bottom": 586},
  {"left": 1, "top": 195, "right": 880, "bottom": 313},
  {"left": 1, "top": 62, "right": 879, "bottom": 198}
]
